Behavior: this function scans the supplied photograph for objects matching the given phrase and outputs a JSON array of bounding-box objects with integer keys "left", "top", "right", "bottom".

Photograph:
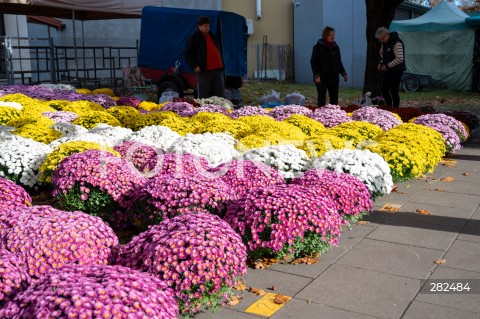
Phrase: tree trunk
[{"left": 364, "top": 0, "right": 405, "bottom": 96}]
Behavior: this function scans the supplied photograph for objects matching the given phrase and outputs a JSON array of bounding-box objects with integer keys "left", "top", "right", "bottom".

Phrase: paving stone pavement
[{"left": 194, "top": 128, "right": 480, "bottom": 319}]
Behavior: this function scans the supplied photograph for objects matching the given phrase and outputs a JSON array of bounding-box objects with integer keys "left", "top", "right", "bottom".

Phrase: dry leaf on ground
[
  {"left": 357, "top": 221, "right": 370, "bottom": 225},
  {"left": 435, "top": 188, "right": 446, "bottom": 192},
  {"left": 440, "top": 159, "right": 457, "bottom": 167},
  {"left": 434, "top": 259, "right": 447, "bottom": 265},
  {"left": 416, "top": 209, "right": 433, "bottom": 215},
  {"left": 273, "top": 294, "right": 290, "bottom": 305},
  {"left": 227, "top": 295, "right": 243, "bottom": 306},
  {"left": 235, "top": 280, "right": 247, "bottom": 291},
  {"left": 248, "top": 287, "right": 266, "bottom": 296},
  {"left": 441, "top": 177, "right": 455, "bottom": 182},
  {"left": 291, "top": 257, "right": 319, "bottom": 265},
  {"left": 463, "top": 172, "right": 470, "bottom": 176},
  {"left": 380, "top": 203, "right": 401, "bottom": 212},
  {"left": 252, "top": 258, "right": 278, "bottom": 269}
]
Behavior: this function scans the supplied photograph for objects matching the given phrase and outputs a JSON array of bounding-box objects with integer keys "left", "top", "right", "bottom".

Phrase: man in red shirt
[{"left": 185, "top": 16, "right": 225, "bottom": 99}]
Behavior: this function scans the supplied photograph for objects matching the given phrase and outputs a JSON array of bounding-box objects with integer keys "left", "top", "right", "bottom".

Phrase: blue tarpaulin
[{"left": 138, "top": 6, "right": 247, "bottom": 77}]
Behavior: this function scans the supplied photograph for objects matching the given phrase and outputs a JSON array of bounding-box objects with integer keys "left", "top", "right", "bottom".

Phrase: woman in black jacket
[{"left": 310, "top": 26, "right": 348, "bottom": 107}]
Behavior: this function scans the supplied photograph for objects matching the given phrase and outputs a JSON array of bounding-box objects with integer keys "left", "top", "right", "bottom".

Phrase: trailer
[{"left": 138, "top": 6, "right": 248, "bottom": 103}]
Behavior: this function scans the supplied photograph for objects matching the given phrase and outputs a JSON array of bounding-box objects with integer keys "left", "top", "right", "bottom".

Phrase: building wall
[
  {"left": 222, "top": 0, "right": 294, "bottom": 79},
  {"left": 293, "top": 0, "right": 367, "bottom": 88}
]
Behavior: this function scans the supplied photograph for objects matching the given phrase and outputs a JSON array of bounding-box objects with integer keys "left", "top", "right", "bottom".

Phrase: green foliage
[{"left": 56, "top": 183, "right": 119, "bottom": 220}]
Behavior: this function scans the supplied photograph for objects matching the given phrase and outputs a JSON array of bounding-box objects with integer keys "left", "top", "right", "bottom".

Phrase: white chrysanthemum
[
  {"left": 242, "top": 144, "right": 310, "bottom": 180},
  {"left": 38, "top": 83, "right": 76, "bottom": 91},
  {"left": 49, "top": 133, "right": 114, "bottom": 148},
  {"left": 0, "top": 138, "right": 52, "bottom": 188},
  {"left": 211, "top": 132, "right": 237, "bottom": 146},
  {"left": 195, "top": 97, "right": 234, "bottom": 111},
  {"left": 168, "top": 132, "right": 240, "bottom": 167},
  {"left": 0, "top": 101, "right": 23, "bottom": 110},
  {"left": 312, "top": 148, "right": 393, "bottom": 197},
  {"left": 89, "top": 124, "right": 133, "bottom": 146},
  {"left": 52, "top": 122, "right": 88, "bottom": 136},
  {"left": 126, "top": 125, "right": 180, "bottom": 150}
]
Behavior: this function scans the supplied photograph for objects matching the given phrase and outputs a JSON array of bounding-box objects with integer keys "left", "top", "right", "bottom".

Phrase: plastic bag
[
  {"left": 159, "top": 89, "right": 179, "bottom": 103},
  {"left": 353, "top": 92, "right": 373, "bottom": 107},
  {"left": 260, "top": 89, "right": 281, "bottom": 107},
  {"left": 284, "top": 91, "right": 305, "bottom": 106}
]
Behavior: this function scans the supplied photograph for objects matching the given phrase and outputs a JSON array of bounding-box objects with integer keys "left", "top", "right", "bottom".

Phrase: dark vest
[{"left": 382, "top": 32, "right": 406, "bottom": 72}]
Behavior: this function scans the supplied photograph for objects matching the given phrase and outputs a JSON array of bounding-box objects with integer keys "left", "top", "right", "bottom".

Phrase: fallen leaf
[
  {"left": 248, "top": 287, "right": 266, "bottom": 296},
  {"left": 380, "top": 203, "right": 401, "bottom": 213},
  {"left": 307, "top": 299, "right": 312, "bottom": 304},
  {"left": 441, "top": 177, "right": 455, "bottom": 182},
  {"left": 227, "top": 295, "right": 243, "bottom": 306},
  {"left": 463, "top": 172, "right": 470, "bottom": 176},
  {"left": 291, "top": 257, "right": 319, "bottom": 265},
  {"left": 391, "top": 185, "right": 398, "bottom": 192},
  {"left": 24, "top": 200, "right": 32, "bottom": 207},
  {"left": 270, "top": 285, "right": 276, "bottom": 291},
  {"left": 273, "top": 294, "right": 289, "bottom": 305},
  {"left": 435, "top": 188, "right": 445, "bottom": 192},
  {"left": 252, "top": 258, "right": 278, "bottom": 269},
  {"left": 440, "top": 159, "right": 457, "bottom": 167},
  {"left": 416, "top": 209, "right": 433, "bottom": 215},
  {"left": 357, "top": 221, "right": 370, "bottom": 225},
  {"left": 235, "top": 280, "right": 247, "bottom": 291},
  {"left": 434, "top": 259, "right": 447, "bottom": 265}
]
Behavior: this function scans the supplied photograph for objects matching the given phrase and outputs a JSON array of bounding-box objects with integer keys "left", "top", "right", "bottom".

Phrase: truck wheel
[
  {"left": 157, "top": 81, "right": 182, "bottom": 101},
  {"left": 402, "top": 75, "right": 421, "bottom": 92}
]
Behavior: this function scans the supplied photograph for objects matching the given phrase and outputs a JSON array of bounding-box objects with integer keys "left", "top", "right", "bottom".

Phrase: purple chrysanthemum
[
  {"left": 51, "top": 149, "right": 147, "bottom": 228},
  {"left": 351, "top": 106, "right": 401, "bottom": 131},
  {"left": 0, "top": 264, "right": 178, "bottom": 319},
  {"left": 0, "top": 249, "right": 31, "bottom": 305},
  {"left": 42, "top": 111, "right": 79, "bottom": 123},
  {"left": 127, "top": 173, "right": 234, "bottom": 229},
  {"left": 312, "top": 104, "right": 353, "bottom": 128},
  {"left": 414, "top": 113, "right": 468, "bottom": 142},
  {"left": 161, "top": 102, "right": 198, "bottom": 117},
  {"left": 268, "top": 105, "right": 313, "bottom": 121},
  {"left": 224, "top": 184, "right": 343, "bottom": 260},
  {"left": 291, "top": 169, "right": 373, "bottom": 221},
  {"left": 423, "top": 123, "right": 461, "bottom": 153},
  {"left": 115, "top": 213, "right": 247, "bottom": 316},
  {"left": 2, "top": 205, "right": 118, "bottom": 278},
  {"left": 211, "top": 159, "right": 286, "bottom": 199},
  {"left": 114, "top": 141, "right": 160, "bottom": 172},
  {"left": 229, "top": 106, "right": 268, "bottom": 119},
  {"left": 0, "top": 177, "right": 32, "bottom": 213},
  {"left": 116, "top": 95, "right": 142, "bottom": 108},
  {"left": 196, "top": 104, "right": 229, "bottom": 115}
]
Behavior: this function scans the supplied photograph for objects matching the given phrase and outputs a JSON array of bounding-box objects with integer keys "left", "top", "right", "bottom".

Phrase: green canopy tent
[{"left": 390, "top": 0, "right": 474, "bottom": 91}]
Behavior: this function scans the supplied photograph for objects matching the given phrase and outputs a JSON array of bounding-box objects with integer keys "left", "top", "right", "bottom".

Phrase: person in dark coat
[
  {"left": 375, "top": 27, "right": 406, "bottom": 108},
  {"left": 184, "top": 16, "right": 225, "bottom": 99},
  {"left": 310, "top": 26, "right": 348, "bottom": 107}
]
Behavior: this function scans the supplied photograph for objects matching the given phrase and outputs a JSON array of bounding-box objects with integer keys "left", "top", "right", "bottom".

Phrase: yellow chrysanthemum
[
  {"left": 12, "top": 124, "right": 62, "bottom": 144},
  {"left": 283, "top": 114, "right": 326, "bottom": 137},
  {"left": 329, "top": 121, "right": 384, "bottom": 148},
  {"left": 61, "top": 101, "right": 106, "bottom": 115},
  {"left": 47, "top": 100, "right": 71, "bottom": 111},
  {"left": 134, "top": 111, "right": 197, "bottom": 135},
  {"left": 303, "top": 133, "right": 348, "bottom": 158},
  {"left": 107, "top": 106, "right": 141, "bottom": 130},
  {"left": 0, "top": 106, "right": 22, "bottom": 125},
  {"left": 72, "top": 111, "right": 121, "bottom": 129},
  {"left": 76, "top": 88, "right": 92, "bottom": 95},
  {"left": 192, "top": 112, "right": 250, "bottom": 138},
  {"left": 39, "top": 141, "right": 120, "bottom": 183},
  {"left": 138, "top": 101, "right": 162, "bottom": 112},
  {"left": 92, "top": 88, "right": 115, "bottom": 97}
]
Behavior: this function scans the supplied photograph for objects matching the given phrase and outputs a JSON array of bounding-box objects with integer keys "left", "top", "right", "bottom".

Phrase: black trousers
[
  {"left": 315, "top": 81, "right": 339, "bottom": 107},
  {"left": 382, "top": 70, "right": 403, "bottom": 108},
  {"left": 197, "top": 69, "right": 225, "bottom": 99}
]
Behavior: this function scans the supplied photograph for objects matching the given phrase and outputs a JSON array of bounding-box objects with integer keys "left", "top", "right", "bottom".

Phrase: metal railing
[{"left": 1, "top": 36, "right": 139, "bottom": 87}]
